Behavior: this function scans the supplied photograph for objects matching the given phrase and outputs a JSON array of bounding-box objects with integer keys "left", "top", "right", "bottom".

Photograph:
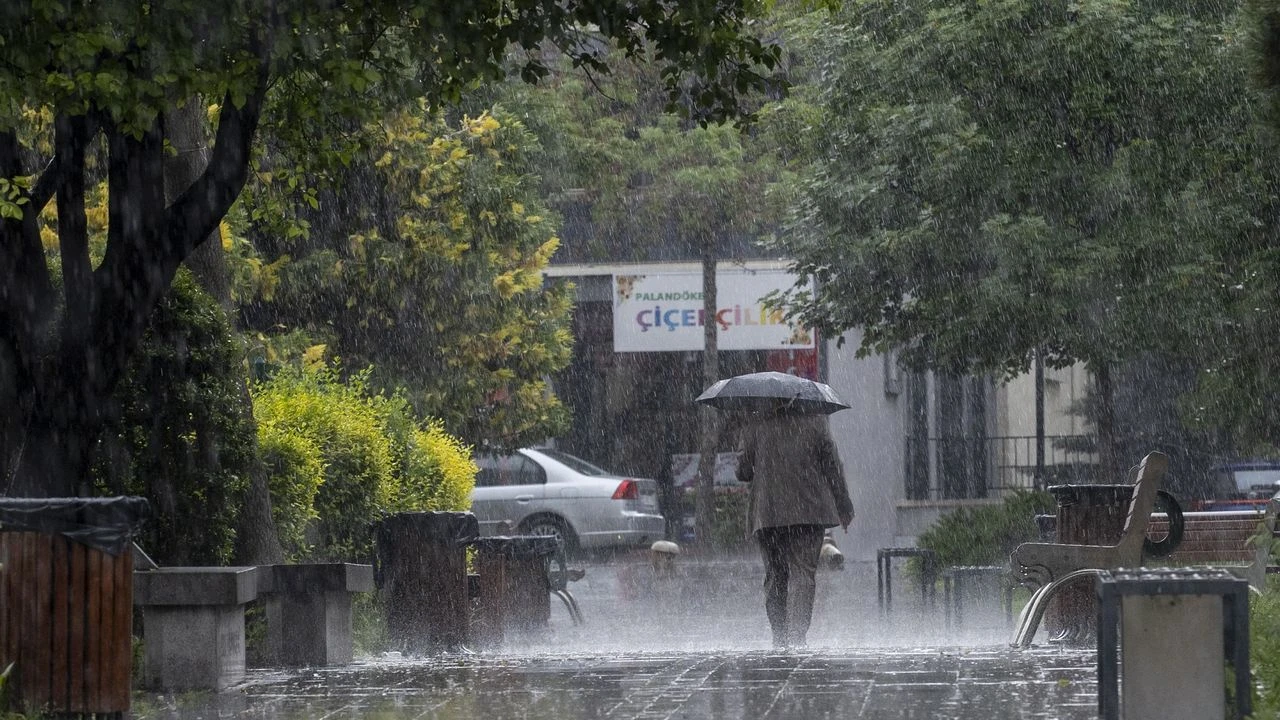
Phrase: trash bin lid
[
  {"left": 376, "top": 511, "right": 479, "bottom": 544},
  {"left": 470, "top": 535, "right": 560, "bottom": 558},
  {"left": 1047, "top": 484, "right": 1133, "bottom": 507},
  {"left": 0, "top": 496, "right": 150, "bottom": 556}
]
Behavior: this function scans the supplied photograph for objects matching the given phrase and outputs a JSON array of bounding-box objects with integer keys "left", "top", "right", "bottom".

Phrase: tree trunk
[
  {"left": 1093, "top": 362, "right": 1120, "bottom": 482},
  {"left": 166, "top": 102, "right": 233, "bottom": 307},
  {"left": 694, "top": 243, "right": 720, "bottom": 548},
  {"left": 2, "top": 117, "right": 102, "bottom": 498},
  {"left": 4, "top": 411, "right": 90, "bottom": 498},
  {"left": 0, "top": 62, "right": 268, "bottom": 499},
  {"left": 164, "top": 101, "right": 283, "bottom": 566}
]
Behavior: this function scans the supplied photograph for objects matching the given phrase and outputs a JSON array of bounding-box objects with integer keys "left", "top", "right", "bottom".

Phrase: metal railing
[{"left": 904, "top": 435, "right": 1097, "bottom": 501}]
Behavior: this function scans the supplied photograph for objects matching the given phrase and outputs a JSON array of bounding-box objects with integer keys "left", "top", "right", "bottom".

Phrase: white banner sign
[{"left": 612, "top": 270, "right": 814, "bottom": 352}]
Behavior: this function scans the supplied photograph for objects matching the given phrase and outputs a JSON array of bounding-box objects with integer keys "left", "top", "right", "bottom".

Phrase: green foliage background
[
  {"left": 1251, "top": 577, "right": 1280, "bottom": 715},
  {"left": 238, "top": 109, "right": 574, "bottom": 452},
  {"left": 97, "top": 271, "right": 254, "bottom": 565},
  {"left": 916, "top": 491, "right": 1055, "bottom": 568}
]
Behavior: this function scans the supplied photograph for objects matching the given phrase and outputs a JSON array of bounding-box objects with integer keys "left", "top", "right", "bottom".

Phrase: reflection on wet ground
[
  {"left": 135, "top": 557, "right": 1097, "bottom": 719},
  {"left": 139, "top": 648, "right": 1095, "bottom": 720}
]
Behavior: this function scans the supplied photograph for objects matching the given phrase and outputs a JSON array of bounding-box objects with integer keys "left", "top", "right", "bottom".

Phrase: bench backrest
[{"left": 1115, "top": 452, "right": 1169, "bottom": 557}]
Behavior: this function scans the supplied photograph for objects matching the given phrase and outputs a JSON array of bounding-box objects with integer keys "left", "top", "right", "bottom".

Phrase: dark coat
[{"left": 736, "top": 412, "right": 855, "bottom": 535}]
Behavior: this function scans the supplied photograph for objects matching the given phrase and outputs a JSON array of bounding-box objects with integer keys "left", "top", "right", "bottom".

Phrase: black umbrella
[{"left": 694, "top": 371, "right": 850, "bottom": 415}]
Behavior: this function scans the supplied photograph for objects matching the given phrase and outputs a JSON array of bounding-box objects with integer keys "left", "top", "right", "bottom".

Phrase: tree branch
[
  {"left": 55, "top": 114, "right": 92, "bottom": 347},
  {"left": 30, "top": 155, "right": 63, "bottom": 212},
  {"left": 85, "top": 119, "right": 167, "bottom": 414},
  {"left": 164, "top": 50, "right": 270, "bottom": 265},
  {"left": 0, "top": 130, "right": 55, "bottom": 337}
]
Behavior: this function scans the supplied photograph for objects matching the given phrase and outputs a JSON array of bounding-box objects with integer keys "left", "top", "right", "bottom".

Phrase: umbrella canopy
[{"left": 695, "top": 371, "right": 850, "bottom": 415}]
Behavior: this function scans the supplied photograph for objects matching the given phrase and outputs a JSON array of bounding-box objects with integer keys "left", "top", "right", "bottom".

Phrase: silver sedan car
[{"left": 469, "top": 447, "right": 665, "bottom": 553}]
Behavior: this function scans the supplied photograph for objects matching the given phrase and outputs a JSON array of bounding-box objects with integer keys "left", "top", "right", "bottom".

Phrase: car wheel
[{"left": 520, "top": 515, "right": 578, "bottom": 556}]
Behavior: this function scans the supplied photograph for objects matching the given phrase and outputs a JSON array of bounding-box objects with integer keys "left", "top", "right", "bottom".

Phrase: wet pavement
[{"left": 134, "top": 555, "right": 1097, "bottom": 719}]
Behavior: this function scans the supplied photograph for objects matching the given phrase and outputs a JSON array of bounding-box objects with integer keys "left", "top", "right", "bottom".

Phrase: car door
[{"left": 470, "top": 452, "right": 548, "bottom": 534}]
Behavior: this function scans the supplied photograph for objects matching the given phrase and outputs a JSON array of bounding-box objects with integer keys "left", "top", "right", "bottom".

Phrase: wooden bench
[
  {"left": 1148, "top": 506, "right": 1278, "bottom": 588},
  {"left": 0, "top": 497, "right": 148, "bottom": 717},
  {"left": 0, "top": 530, "right": 134, "bottom": 715},
  {"left": 1011, "top": 452, "right": 1168, "bottom": 590}
]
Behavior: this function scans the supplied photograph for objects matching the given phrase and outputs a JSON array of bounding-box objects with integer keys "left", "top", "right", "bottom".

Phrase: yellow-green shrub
[
  {"left": 253, "top": 367, "right": 395, "bottom": 560},
  {"left": 252, "top": 364, "right": 476, "bottom": 562},
  {"left": 256, "top": 420, "right": 326, "bottom": 560},
  {"left": 392, "top": 421, "right": 476, "bottom": 512}
]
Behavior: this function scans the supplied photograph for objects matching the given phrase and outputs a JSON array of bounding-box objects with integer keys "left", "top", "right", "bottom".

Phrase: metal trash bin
[
  {"left": 470, "top": 535, "right": 559, "bottom": 647},
  {"left": 374, "top": 511, "right": 478, "bottom": 653},
  {"left": 0, "top": 496, "right": 149, "bottom": 716},
  {"left": 1047, "top": 484, "right": 1134, "bottom": 639}
]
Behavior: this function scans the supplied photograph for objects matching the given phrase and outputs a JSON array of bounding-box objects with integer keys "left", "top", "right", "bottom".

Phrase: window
[
  {"left": 535, "top": 448, "right": 610, "bottom": 476},
  {"left": 474, "top": 454, "right": 547, "bottom": 487},
  {"left": 883, "top": 350, "right": 903, "bottom": 396}
]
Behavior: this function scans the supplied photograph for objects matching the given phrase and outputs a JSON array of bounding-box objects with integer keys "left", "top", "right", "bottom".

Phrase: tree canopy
[
  {"left": 237, "top": 108, "right": 574, "bottom": 450},
  {"left": 775, "top": 0, "right": 1276, "bottom": 381},
  {"left": 0, "top": 0, "right": 791, "bottom": 495}
]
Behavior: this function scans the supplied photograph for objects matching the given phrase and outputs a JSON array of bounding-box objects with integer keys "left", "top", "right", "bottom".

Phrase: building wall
[
  {"left": 545, "top": 263, "right": 1097, "bottom": 558},
  {"left": 825, "top": 332, "right": 905, "bottom": 561},
  {"left": 824, "top": 346, "right": 1098, "bottom": 558}
]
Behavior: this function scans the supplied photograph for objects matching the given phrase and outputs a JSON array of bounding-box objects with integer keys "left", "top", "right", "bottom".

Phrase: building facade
[{"left": 545, "top": 261, "right": 1093, "bottom": 559}]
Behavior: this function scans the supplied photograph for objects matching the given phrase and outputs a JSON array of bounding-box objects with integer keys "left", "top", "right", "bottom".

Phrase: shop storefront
[{"left": 546, "top": 262, "right": 816, "bottom": 509}]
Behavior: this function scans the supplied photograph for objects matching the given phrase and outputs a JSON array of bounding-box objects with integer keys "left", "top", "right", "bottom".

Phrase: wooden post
[
  {"left": 375, "top": 512, "right": 478, "bottom": 653},
  {"left": 0, "top": 534, "right": 134, "bottom": 714},
  {"left": 0, "top": 497, "right": 145, "bottom": 716},
  {"left": 471, "top": 536, "right": 556, "bottom": 648}
]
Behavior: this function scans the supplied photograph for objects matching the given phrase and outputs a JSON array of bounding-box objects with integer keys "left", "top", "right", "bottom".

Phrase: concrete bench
[
  {"left": 133, "top": 566, "right": 259, "bottom": 691},
  {"left": 259, "top": 563, "right": 375, "bottom": 667}
]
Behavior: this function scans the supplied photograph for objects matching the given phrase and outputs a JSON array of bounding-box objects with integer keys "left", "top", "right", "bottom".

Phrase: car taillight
[{"left": 612, "top": 479, "right": 639, "bottom": 500}]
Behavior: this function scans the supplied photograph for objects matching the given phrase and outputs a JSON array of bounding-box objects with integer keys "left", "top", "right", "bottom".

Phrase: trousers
[{"left": 756, "top": 524, "right": 825, "bottom": 647}]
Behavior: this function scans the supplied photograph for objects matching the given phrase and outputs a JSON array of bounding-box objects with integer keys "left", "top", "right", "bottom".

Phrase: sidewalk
[
  {"left": 134, "top": 557, "right": 1098, "bottom": 719},
  {"left": 137, "top": 647, "right": 1096, "bottom": 720}
]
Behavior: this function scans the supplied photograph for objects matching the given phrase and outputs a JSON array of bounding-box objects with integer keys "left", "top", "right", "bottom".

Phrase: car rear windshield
[
  {"left": 535, "top": 448, "right": 611, "bottom": 476},
  {"left": 1232, "top": 468, "right": 1280, "bottom": 493}
]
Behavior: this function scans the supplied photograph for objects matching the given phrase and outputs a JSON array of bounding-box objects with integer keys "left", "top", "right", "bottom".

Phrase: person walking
[{"left": 736, "top": 404, "right": 854, "bottom": 648}]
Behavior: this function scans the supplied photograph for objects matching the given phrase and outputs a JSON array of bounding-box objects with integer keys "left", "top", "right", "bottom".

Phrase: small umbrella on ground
[{"left": 694, "top": 371, "right": 850, "bottom": 415}]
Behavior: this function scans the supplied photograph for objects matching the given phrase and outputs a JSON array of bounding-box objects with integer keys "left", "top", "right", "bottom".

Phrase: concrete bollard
[
  {"left": 1096, "top": 568, "right": 1251, "bottom": 720},
  {"left": 651, "top": 540, "right": 681, "bottom": 579},
  {"left": 819, "top": 535, "right": 845, "bottom": 571}
]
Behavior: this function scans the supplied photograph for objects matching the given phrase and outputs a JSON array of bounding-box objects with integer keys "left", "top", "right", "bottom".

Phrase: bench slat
[
  {"left": 31, "top": 534, "right": 52, "bottom": 708},
  {"left": 85, "top": 548, "right": 101, "bottom": 711},
  {"left": 1142, "top": 509, "right": 1276, "bottom": 568},
  {"left": 1168, "top": 551, "right": 1257, "bottom": 562}
]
